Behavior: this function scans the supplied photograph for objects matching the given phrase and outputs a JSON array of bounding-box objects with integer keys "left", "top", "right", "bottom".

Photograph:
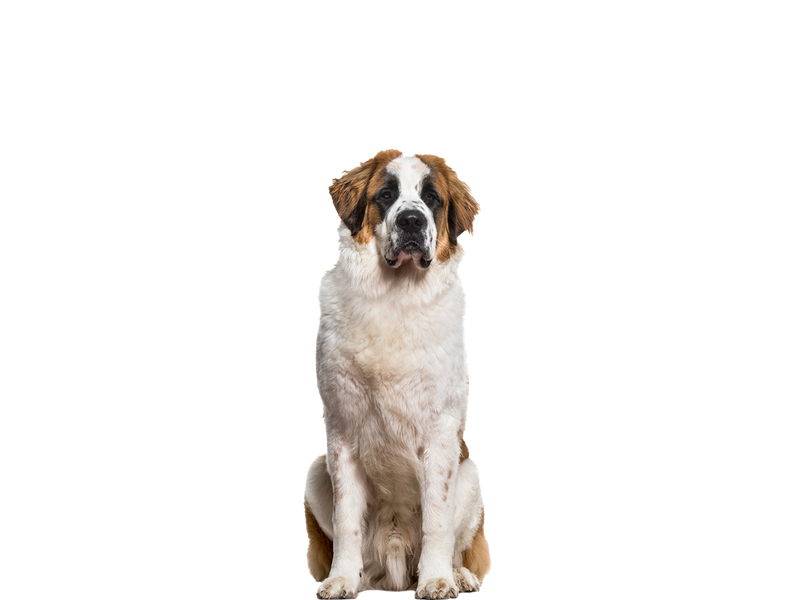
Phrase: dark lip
[{"left": 384, "top": 245, "right": 433, "bottom": 269}]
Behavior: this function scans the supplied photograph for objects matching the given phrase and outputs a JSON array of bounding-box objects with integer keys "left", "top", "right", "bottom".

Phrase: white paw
[
  {"left": 453, "top": 567, "right": 480, "bottom": 592},
  {"left": 416, "top": 576, "right": 459, "bottom": 599},
  {"left": 317, "top": 575, "right": 359, "bottom": 598}
]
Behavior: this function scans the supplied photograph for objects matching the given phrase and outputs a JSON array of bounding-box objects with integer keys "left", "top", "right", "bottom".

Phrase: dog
[{"left": 304, "top": 150, "right": 490, "bottom": 599}]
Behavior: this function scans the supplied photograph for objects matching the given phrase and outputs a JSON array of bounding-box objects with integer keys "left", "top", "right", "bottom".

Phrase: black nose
[{"left": 396, "top": 209, "right": 427, "bottom": 234}]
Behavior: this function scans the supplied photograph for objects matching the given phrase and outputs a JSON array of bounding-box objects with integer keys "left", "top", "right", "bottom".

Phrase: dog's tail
[{"left": 384, "top": 524, "right": 411, "bottom": 590}]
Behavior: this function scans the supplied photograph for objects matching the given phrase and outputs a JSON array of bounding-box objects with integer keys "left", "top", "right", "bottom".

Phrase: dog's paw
[
  {"left": 453, "top": 567, "right": 480, "bottom": 593},
  {"left": 317, "top": 575, "right": 358, "bottom": 599},
  {"left": 416, "top": 577, "right": 459, "bottom": 599}
]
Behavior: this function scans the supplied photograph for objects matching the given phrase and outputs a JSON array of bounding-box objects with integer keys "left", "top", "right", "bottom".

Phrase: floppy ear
[
  {"left": 329, "top": 161, "right": 373, "bottom": 235},
  {"left": 416, "top": 154, "right": 479, "bottom": 248},
  {"left": 329, "top": 150, "right": 402, "bottom": 236},
  {"left": 445, "top": 168, "right": 479, "bottom": 247}
]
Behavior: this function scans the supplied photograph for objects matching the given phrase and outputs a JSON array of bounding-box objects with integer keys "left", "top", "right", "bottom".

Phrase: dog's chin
[{"left": 384, "top": 244, "right": 432, "bottom": 270}]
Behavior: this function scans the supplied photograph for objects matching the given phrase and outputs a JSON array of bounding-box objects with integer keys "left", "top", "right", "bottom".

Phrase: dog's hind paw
[{"left": 453, "top": 567, "right": 480, "bottom": 592}]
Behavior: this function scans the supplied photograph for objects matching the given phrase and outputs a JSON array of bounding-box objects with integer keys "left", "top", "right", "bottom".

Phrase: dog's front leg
[
  {"left": 317, "top": 437, "right": 367, "bottom": 599},
  {"left": 417, "top": 430, "right": 461, "bottom": 599}
]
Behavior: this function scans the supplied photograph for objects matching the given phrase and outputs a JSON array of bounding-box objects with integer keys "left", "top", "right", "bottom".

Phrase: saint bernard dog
[{"left": 304, "top": 150, "right": 490, "bottom": 599}]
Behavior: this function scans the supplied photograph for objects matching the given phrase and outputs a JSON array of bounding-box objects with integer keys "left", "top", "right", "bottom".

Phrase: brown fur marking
[
  {"left": 304, "top": 499, "right": 333, "bottom": 582},
  {"left": 459, "top": 437, "right": 470, "bottom": 463},
  {"left": 462, "top": 509, "right": 490, "bottom": 583},
  {"left": 329, "top": 149, "right": 402, "bottom": 242},
  {"left": 416, "top": 154, "right": 479, "bottom": 263}
]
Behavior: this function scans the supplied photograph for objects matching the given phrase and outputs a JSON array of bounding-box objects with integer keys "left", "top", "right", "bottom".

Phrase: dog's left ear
[
  {"left": 417, "top": 154, "right": 479, "bottom": 247},
  {"left": 446, "top": 172, "right": 479, "bottom": 247}
]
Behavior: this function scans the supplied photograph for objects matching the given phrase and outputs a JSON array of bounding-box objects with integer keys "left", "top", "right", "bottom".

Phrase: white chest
[{"left": 318, "top": 284, "right": 468, "bottom": 426}]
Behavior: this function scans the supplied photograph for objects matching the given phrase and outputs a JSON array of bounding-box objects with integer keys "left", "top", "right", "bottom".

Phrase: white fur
[
  {"left": 307, "top": 156, "right": 484, "bottom": 598},
  {"left": 378, "top": 156, "right": 438, "bottom": 264}
]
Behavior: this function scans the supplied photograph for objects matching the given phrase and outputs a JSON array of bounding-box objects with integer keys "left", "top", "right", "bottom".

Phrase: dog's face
[
  {"left": 330, "top": 150, "right": 479, "bottom": 270},
  {"left": 375, "top": 156, "right": 439, "bottom": 269}
]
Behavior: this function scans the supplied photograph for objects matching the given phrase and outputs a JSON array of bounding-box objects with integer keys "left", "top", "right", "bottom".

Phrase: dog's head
[{"left": 330, "top": 150, "right": 479, "bottom": 270}]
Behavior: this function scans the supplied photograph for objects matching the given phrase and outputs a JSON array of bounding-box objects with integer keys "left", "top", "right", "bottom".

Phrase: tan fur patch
[
  {"left": 416, "top": 154, "right": 479, "bottom": 262},
  {"left": 462, "top": 509, "right": 490, "bottom": 583},
  {"left": 329, "top": 149, "right": 402, "bottom": 242},
  {"left": 304, "top": 499, "right": 333, "bottom": 582}
]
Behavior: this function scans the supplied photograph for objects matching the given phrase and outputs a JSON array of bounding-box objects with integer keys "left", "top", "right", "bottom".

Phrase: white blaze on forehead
[
  {"left": 381, "top": 155, "right": 438, "bottom": 265},
  {"left": 386, "top": 156, "right": 430, "bottom": 197}
]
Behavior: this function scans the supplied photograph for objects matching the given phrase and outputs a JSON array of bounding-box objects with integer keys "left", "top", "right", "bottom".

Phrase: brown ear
[
  {"left": 416, "top": 154, "right": 479, "bottom": 248},
  {"left": 445, "top": 170, "right": 479, "bottom": 247},
  {"left": 329, "top": 150, "right": 402, "bottom": 236}
]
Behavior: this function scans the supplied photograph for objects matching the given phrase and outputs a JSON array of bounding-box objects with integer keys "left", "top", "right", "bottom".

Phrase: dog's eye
[
  {"left": 425, "top": 192, "right": 438, "bottom": 202},
  {"left": 381, "top": 191, "right": 392, "bottom": 199}
]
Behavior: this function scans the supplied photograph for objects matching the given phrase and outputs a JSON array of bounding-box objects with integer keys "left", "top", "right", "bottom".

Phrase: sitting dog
[{"left": 304, "top": 150, "right": 490, "bottom": 599}]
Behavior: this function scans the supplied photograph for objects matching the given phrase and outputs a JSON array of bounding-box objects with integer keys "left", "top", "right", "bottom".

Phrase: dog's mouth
[
  {"left": 384, "top": 241, "right": 432, "bottom": 269},
  {"left": 400, "top": 240, "right": 423, "bottom": 256}
]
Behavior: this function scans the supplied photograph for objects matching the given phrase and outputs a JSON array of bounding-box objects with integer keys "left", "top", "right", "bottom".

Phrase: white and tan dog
[{"left": 304, "top": 150, "right": 489, "bottom": 599}]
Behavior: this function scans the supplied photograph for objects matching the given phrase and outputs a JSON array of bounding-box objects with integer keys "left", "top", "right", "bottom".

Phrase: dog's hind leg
[
  {"left": 451, "top": 458, "right": 490, "bottom": 591},
  {"left": 304, "top": 455, "right": 334, "bottom": 581}
]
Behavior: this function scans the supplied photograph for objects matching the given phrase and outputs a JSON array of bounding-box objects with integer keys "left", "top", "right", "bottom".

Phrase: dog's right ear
[
  {"left": 330, "top": 150, "right": 401, "bottom": 236},
  {"left": 329, "top": 161, "right": 373, "bottom": 236}
]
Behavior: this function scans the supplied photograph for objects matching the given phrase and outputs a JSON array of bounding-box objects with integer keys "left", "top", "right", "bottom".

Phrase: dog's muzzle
[{"left": 384, "top": 209, "right": 433, "bottom": 269}]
